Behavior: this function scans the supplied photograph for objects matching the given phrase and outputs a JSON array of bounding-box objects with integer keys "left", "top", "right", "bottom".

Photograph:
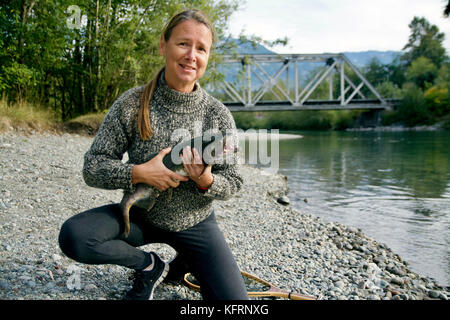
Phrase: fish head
[
  {"left": 166, "top": 131, "right": 240, "bottom": 170},
  {"left": 201, "top": 131, "right": 239, "bottom": 165}
]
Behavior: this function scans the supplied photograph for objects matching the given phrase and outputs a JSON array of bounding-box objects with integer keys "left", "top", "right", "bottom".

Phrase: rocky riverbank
[{"left": 0, "top": 131, "right": 448, "bottom": 300}]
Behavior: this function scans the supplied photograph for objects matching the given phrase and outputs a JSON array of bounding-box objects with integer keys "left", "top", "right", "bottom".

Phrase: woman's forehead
[{"left": 169, "top": 20, "right": 213, "bottom": 46}]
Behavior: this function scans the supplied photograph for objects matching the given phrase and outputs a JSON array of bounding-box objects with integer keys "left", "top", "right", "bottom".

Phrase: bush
[
  {"left": 396, "top": 83, "right": 432, "bottom": 126},
  {"left": 332, "top": 110, "right": 361, "bottom": 130},
  {"left": 381, "top": 110, "right": 400, "bottom": 126},
  {"left": 233, "top": 109, "right": 361, "bottom": 131},
  {"left": 266, "top": 111, "right": 333, "bottom": 130},
  {"left": 406, "top": 57, "right": 438, "bottom": 89},
  {"left": 232, "top": 112, "right": 265, "bottom": 130},
  {"left": 424, "top": 85, "right": 449, "bottom": 117},
  {"left": 375, "top": 81, "right": 403, "bottom": 99}
]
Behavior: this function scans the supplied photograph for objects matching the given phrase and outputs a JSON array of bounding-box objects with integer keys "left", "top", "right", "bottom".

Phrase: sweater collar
[{"left": 154, "top": 70, "right": 206, "bottom": 114}]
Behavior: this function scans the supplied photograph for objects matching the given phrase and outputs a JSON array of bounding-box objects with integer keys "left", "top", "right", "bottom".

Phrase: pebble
[
  {"left": 428, "top": 290, "right": 440, "bottom": 298},
  {"left": 391, "top": 277, "right": 404, "bottom": 286},
  {"left": 0, "top": 280, "right": 11, "bottom": 290},
  {"left": 83, "top": 283, "right": 98, "bottom": 291},
  {"left": 277, "top": 195, "right": 290, "bottom": 205},
  {"left": 0, "top": 131, "right": 448, "bottom": 301}
]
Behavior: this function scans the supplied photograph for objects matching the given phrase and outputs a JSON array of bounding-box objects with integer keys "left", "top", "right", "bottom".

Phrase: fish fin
[
  {"left": 123, "top": 203, "right": 131, "bottom": 238},
  {"left": 167, "top": 188, "right": 173, "bottom": 202},
  {"left": 146, "top": 198, "right": 157, "bottom": 212},
  {"left": 145, "top": 190, "right": 159, "bottom": 212}
]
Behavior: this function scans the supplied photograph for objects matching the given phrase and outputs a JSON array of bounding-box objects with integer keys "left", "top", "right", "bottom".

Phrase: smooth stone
[
  {"left": 277, "top": 195, "right": 290, "bottom": 205},
  {"left": 428, "top": 290, "right": 440, "bottom": 298}
]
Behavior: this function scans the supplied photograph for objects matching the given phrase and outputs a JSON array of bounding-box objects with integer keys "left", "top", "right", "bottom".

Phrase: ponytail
[{"left": 138, "top": 68, "right": 164, "bottom": 141}]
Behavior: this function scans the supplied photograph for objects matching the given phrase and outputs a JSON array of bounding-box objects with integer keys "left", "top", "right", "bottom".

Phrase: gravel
[{"left": 0, "top": 131, "right": 448, "bottom": 300}]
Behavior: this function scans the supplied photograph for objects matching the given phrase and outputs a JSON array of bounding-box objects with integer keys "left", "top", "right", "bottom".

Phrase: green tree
[
  {"left": 375, "top": 81, "right": 403, "bottom": 99},
  {"left": 385, "top": 56, "right": 407, "bottom": 88},
  {"left": 397, "top": 83, "right": 431, "bottom": 126},
  {"left": 402, "top": 16, "right": 447, "bottom": 68},
  {"left": 363, "top": 57, "right": 390, "bottom": 86},
  {"left": 0, "top": 0, "right": 240, "bottom": 120},
  {"left": 424, "top": 63, "right": 450, "bottom": 117},
  {"left": 406, "top": 56, "right": 439, "bottom": 89}
]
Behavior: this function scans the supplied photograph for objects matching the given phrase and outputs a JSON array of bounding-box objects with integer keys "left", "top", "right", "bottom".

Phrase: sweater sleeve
[
  {"left": 201, "top": 104, "right": 243, "bottom": 200},
  {"left": 82, "top": 93, "right": 135, "bottom": 191}
]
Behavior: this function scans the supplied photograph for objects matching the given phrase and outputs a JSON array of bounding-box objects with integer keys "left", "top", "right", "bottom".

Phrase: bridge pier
[{"left": 355, "top": 109, "right": 383, "bottom": 128}]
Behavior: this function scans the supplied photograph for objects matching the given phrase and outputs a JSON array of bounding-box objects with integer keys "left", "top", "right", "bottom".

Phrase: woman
[{"left": 58, "top": 9, "right": 248, "bottom": 300}]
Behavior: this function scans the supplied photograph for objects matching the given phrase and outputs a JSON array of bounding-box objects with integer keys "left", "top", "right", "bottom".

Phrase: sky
[{"left": 227, "top": 0, "right": 450, "bottom": 54}]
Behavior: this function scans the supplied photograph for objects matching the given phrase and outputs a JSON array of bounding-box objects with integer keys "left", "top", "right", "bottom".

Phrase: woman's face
[{"left": 159, "top": 19, "right": 213, "bottom": 93}]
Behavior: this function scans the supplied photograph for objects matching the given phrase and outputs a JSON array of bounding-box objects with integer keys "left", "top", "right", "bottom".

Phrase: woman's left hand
[{"left": 181, "top": 146, "right": 213, "bottom": 189}]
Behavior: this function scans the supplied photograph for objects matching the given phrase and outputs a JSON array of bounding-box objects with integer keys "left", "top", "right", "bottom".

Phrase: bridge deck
[{"left": 224, "top": 99, "right": 398, "bottom": 112}]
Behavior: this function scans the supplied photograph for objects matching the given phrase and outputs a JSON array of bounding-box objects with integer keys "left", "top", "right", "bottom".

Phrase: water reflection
[
  {"left": 240, "top": 130, "right": 450, "bottom": 287},
  {"left": 277, "top": 131, "right": 450, "bottom": 201}
]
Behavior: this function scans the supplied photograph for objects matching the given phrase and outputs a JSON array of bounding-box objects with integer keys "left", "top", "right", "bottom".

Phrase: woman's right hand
[{"left": 131, "top": 147, "right": 189, "bottom": 191}]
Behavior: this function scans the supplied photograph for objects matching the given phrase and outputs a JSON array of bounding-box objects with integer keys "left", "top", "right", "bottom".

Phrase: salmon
[{"left": 120, "top": 132, "right": 237, "bottom": 237}]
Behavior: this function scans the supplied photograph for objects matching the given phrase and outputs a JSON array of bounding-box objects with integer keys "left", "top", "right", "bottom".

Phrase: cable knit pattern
[{"left": 82, "top": 71, "right": 243, "bottom": 231}]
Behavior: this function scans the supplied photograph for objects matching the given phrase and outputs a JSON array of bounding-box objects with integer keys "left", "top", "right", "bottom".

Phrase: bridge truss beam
[{"left": 214, "top": 53, "right": 394, "bottom": 112}]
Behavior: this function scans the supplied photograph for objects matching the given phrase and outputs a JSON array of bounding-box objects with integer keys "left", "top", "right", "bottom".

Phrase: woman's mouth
[{"left": 179, "top": 64, "right": 196, "bottom": 72}]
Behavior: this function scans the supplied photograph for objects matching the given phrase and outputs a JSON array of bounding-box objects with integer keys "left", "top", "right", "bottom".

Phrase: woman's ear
[{"left": 159, "top": 36, "right": 166, "bottom": 56}]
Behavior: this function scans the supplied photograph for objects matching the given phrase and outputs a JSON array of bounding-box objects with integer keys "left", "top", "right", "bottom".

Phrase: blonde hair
[{"left": 138, "top": 9, "right": 215, "bottom": 141}]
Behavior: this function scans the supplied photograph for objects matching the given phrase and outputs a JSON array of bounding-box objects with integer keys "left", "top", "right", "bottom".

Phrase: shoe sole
[{"left": 148, "top": 262, "right": 169, "bottom": 300}]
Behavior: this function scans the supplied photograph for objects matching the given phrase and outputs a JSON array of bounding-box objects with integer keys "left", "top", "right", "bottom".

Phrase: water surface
[{"left": 241, "top": 130, "right": 450, "bottom": 287}]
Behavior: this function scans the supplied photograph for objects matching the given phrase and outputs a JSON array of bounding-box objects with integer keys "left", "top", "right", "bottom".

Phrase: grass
[
  {"left": 63, "top": 113, "right": 106, "bottom": 135},
  {"left": 0, "top": 97, "right": 106, "bottom": 135},
  {"left": 0, "top": 97, "right": 61, "bottom": 133}
]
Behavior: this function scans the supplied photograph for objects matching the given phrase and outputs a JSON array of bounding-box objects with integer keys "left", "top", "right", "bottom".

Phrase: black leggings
[{"left": 58, "top": 204, "right": 248, "bottom": 300}]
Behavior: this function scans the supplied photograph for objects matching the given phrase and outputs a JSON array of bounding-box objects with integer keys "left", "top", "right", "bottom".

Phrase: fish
[{"left": 120, "top": 132, "right": 238, "bottom": 237}]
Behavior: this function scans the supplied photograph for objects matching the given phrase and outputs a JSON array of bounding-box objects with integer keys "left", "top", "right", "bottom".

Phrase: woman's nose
[{"left": 184, "top": 47, "right": 196, "bottom": 61}]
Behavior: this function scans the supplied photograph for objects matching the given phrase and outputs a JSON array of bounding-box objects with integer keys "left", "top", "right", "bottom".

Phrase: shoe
[
  {"left": 163, "top": 253, "right": 190, "bottom": 284},
  {"left": 124, "top": 252, "right": 169, "bottom": 300}
]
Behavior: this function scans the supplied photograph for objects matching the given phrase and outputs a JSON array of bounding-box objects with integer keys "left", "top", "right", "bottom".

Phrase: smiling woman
[
  {"left": 138, "top": 9, "right": 216, "bottom": 141},
  {"left": 58, "top": 8, "right": 249, "bottom": 301},
  {"left": 159, "top": 19, "right": 213, "bottom": 93}
]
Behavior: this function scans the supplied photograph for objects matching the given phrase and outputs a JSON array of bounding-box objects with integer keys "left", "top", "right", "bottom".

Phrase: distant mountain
[
  {"left": 217, "top": 38, "right": 276, "bottom": 55},
  {"left": 341, "top": 50, "right": 402, "bottom": 67},
  {"left": 218, "top": 38, "right": 402, "bottom": 67}
]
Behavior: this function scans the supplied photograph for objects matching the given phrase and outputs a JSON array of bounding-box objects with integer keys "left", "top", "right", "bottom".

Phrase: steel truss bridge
[{"left": 212, "top": 53, "right": 398, "bottom": 112}]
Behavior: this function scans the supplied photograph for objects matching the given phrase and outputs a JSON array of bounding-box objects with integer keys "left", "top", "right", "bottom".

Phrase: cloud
[{"left": 228, "top": 0, "right": 450, "bottom": 53}]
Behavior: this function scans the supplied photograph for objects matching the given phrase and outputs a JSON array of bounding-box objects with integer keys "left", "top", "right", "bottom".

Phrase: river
[{"left": 239, "top": 130, "right": 450, "bottom": 288}]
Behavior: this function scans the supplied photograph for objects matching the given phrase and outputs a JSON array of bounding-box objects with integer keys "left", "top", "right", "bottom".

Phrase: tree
[
  {"left": 397, "top": 83, "right": 431, "bottom": 126},
  {"left": 402, "top": 16, "right": 447, "bottom": 68},
  {"left": 363, "top": 57, "right": 390, "bottom": 86},
  {"left": 406, "top": 56, "right": 438, "bottom": 89},
  {"left": 0, "top": 0, "right": 240, "bottom": 120}
]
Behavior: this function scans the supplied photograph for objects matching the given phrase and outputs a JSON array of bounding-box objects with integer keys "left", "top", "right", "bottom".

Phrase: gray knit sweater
[{"left": 82, "top": 71, "right": 242, "bottom": 231}]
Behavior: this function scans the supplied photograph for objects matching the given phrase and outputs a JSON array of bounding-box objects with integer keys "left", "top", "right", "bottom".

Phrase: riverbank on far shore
[
  {"left": 238, "top": 131, "right": 303, "bottom": 140},
  {"left": 346, "top": 122, "right": 447, "bottom": 132},
  {"left": 0, "top": 131, "right": 448, "bottom": 300}
]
